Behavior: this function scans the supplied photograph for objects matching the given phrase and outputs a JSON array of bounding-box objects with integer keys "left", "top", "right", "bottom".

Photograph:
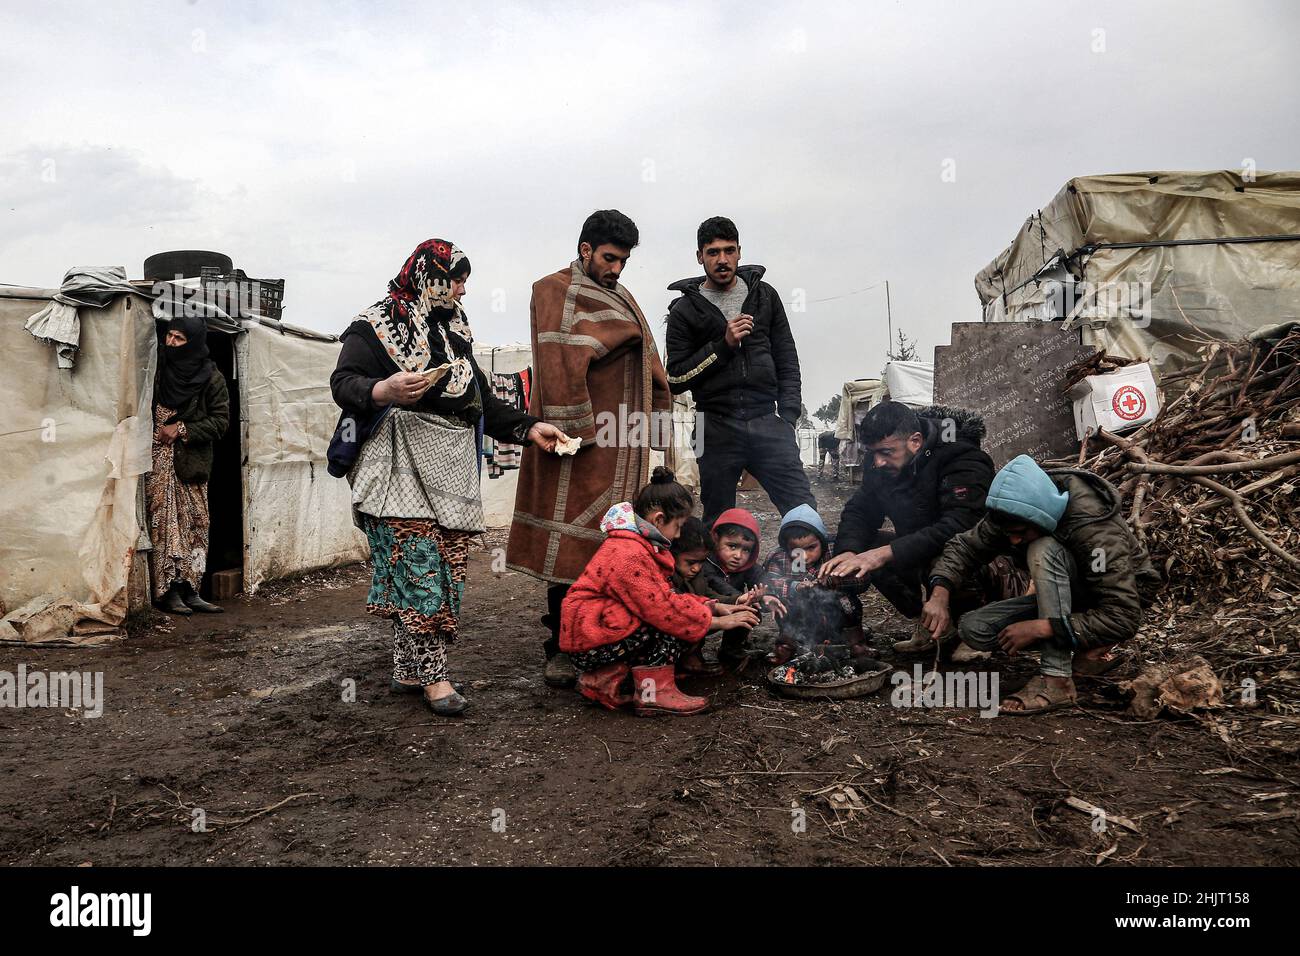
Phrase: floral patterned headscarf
[{"left": 359, "top": 238, "right": 476, "bottom": 400}]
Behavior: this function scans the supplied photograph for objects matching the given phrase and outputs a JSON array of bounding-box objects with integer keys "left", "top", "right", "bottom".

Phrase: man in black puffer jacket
[
  {"left": 665, "top": 216, "right": 815, "bottom": 526},
  {"left": 819, "top": 400, "right": 995, "bottom": 654}
]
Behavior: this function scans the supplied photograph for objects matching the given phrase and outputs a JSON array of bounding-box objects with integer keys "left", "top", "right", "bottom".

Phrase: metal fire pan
[{"left": 766, "top": 662, "right": 894, "bottom": 700}]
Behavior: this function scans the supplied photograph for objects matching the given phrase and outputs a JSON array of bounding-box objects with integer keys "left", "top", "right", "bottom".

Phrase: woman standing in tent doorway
[
  {"left": 147, "top": 314, "right": 230, "bottom": 615},
  {"left": 330, "top": 238, "right": 567, "bottom": 716}
]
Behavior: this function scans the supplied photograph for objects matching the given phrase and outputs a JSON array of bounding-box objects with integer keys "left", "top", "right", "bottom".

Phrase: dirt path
[{"left": 2, "top": 480, "right": 1297, "bottom": 866}]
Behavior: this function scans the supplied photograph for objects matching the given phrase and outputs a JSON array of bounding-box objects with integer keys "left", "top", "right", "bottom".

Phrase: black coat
[
  {"left": 664, "top": 264, "right": 803, "bottom": 422},
  {"left": 167, "top": 370, "right": 230, "bottom": 484},
  {"left": 833, "top": 406, "right": 994, "bottom": 573},
  {"left": 330, "top": 320, "right": 537, "bottom": 444}
]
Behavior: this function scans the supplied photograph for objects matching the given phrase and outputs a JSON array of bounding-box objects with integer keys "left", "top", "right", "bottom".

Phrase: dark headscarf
[
  {"left": 357, "top": 239, "right": 477, "bottom": 404},
  {"left": 156, "top": 314, "right": 216, "bottom": 409}
]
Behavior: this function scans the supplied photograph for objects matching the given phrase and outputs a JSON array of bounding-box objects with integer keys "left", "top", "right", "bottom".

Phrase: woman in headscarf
[
  {"left": 147, "top": 313, "right": 230, "bottom": 615},
  {"left": 331, "top": 239, "right": 566, "bottom": 716}
]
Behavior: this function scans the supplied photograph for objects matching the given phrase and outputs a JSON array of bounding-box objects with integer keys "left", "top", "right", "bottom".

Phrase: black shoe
[
  {"left": 425, "top": 690, "right": 469, "bottom": 716},
  {"left": 543, "top": 652, "right": 578, "bottom": 688},
  {"left": 391, "top": 679, "right": 465, "bottom": 695},
  {"left": 159, "top": 588, "right": 192, "bottom": 616},
  {"left": 182, "top": 591, "right": 224, "bottom": 613}
]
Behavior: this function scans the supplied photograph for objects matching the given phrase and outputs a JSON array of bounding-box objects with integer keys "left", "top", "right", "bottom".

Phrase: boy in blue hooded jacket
[
  {"left": 762, "top": 505, "right": 868, "bottom": 665},
  {"left": 924, "top": 456, "right": 1160, "bottom": 715}
]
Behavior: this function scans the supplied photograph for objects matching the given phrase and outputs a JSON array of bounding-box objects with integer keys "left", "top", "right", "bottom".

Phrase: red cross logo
[{"left": 1112, "top": 385, "right": 1147, "bottom": 421}]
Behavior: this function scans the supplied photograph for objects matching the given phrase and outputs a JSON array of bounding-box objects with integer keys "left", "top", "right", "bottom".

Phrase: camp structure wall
[
  {"left": 238, "top": 323, "right": 369, "bottom": 592},
  {"left": 933, "top": 320, "right": 1096, "bottom": 468},
  {"left": 0, "top": 288, "right": 157, "bottom": 645},
  {"left": 974, "top": 171, "right": 1300, "bottom": 373}
]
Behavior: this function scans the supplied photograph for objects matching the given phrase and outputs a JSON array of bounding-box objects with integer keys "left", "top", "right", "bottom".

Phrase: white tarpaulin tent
[
  {"left": 239, "top": 323, "right": 369, "bottom": 592},
  {"left": 882, "top": 361, "right": 934, "bottom": 408},
  {"left": 834, "top": 378, "right": 886, "bottom": 471},
  {"left": 835, "top": 378, "right": 886, "bottom": 441},
  {"left": 975, "top": 171, "right": 1300, "bottom": 371},
  {"left": 1, "top": 287, "right": 156, "bottom": 645},
  {"left": 1, "top": 283, "right": 368, "bottom": 644}
]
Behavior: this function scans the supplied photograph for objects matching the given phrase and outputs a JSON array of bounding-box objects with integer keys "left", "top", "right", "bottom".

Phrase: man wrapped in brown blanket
[{"left": 508, "top": 210, "right": 672, "bottom": 687}]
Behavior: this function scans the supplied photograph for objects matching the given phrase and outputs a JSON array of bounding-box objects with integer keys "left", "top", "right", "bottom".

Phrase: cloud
[{"left": 1, "top": 0, "right": 1296, "bottom": 397}]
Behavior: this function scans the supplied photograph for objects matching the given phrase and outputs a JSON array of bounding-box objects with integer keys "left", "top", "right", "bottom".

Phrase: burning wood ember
[
  {"left": 770, "top": 586, "right": 881, "bottom": 685},
  {"left": 770, "top": 649, "right": 861, "bottom": 686}
]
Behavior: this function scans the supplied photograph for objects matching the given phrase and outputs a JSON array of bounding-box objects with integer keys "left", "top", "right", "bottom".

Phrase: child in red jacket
[{"left": 560, "top": 468, "right": 759, "bottom": 715}]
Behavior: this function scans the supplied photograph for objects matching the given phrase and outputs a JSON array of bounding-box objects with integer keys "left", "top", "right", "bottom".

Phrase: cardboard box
[{"left": 1069, "top": 362, "right": 1160, "bottom": 440}]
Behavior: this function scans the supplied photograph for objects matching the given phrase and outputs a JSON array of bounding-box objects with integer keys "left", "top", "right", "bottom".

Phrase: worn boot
[
  {"left": 576, "top": 662, "right": 633, "bottom": 710},
  {"left": 677, "top": 646, "right": 724, "bottom": 677},
  {"left": 544, "top": 652, "right": 578, "bottom": 689},
  {"left": 180, "top": 583, "right": 224, "bottom": 614},
  {"left": 159, "top": 585, "right": 192, "bottom": 616},
  {"left": 630, "top": 665, "right": 709, "bottom": 716},
  {"left": 892, "top": 620, "right": 949, "bottom": 654},
  {"left": 894, "top": 621, "right": 935, "bottom": 658},
  {"left": 950, "top": 641, "right": 992, "bottom": 663}
]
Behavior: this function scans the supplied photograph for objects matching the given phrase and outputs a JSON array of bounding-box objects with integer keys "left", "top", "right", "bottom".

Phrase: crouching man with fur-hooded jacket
[{"left": 818, "top": 401, "right": 995, "bottom": 654}]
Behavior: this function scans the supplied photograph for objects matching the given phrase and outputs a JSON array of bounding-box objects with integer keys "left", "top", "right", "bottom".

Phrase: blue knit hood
[
  {"left": 778, "top": 504, "right": 830, "bottom": 551},
  {"left": 986, "top": 455, "right": 1070, "bottom": 532}
]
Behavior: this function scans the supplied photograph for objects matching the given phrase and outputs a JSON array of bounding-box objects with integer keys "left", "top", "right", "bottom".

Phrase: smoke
[{"left": 781, "top": 585, "right": 851, "bottom": 655}]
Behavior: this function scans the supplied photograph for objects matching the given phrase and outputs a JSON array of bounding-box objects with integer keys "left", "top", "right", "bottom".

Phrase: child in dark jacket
[
  {"left": 698, "top": 508, "right": 768, "bottom": 665},
  {"left": 700, "top": 508, "right": 765, "bottom": 597},
  {"left": 560, "top": 468, "right": 759, "bottom": 715},
  {"left": 670, "top": 517, "right": 741, "bottom": 676},
  {"left": 762, "top": 504, "right": 870, "bottom": 666}
]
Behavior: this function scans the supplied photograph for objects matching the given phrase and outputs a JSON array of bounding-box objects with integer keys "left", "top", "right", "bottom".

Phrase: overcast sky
[{"left": 2, "top": 0, "right": 1297, "bottom": 414}]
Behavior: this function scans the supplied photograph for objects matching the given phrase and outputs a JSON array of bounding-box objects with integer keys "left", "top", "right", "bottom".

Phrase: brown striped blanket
[{"left": 507, "top": 259, "right": 671, "bottom": 584}]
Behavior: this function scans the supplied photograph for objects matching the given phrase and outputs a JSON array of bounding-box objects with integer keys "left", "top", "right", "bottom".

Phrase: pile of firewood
[
  {"left": 1058, "top": 350, "right": 1140, "bottom": 394},
  {"left": 1049, "top": 326, "right": 1300, "bottom": 602}
]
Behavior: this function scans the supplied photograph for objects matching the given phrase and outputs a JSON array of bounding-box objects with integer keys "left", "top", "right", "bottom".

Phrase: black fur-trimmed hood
[{"left": 916, "top": 404, "right": 986, "bottom": 447}]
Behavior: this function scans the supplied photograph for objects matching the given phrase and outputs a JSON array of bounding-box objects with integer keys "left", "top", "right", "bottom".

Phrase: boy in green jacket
[{"left": 922, "top": 455, "right": 1160, "bottom": 715}]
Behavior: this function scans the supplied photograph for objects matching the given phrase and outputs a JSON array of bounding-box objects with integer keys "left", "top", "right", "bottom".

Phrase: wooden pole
[{"left": 885, "top": 279, "right": 893, "bottom": 356}]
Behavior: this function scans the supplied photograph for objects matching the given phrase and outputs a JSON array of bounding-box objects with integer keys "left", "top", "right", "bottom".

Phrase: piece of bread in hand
[
  {"left": 420, "top": 363, "right": 452, "bottom": 385},
  {"left": 555, "top": 434, "right": 582, "bottom": 456}
]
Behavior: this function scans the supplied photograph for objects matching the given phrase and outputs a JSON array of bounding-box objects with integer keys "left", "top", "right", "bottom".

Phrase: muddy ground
[{"left": 2, "top": 477, "right": 1298, "bottom": 867}]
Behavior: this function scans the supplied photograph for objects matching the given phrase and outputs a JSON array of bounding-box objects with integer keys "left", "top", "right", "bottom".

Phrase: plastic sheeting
[
  {"left": 1, "top": 289, "right": 156, "bottom": 644},
  {"left": 2, "top": 290, "right": 395, "bottom": 641},
  {"left": 882, "top": 361, "right": 934, "bottom": 407},
  {"left": 240, "top": 324, "right": 369, "bottom": 592},
  {"left": 835, "top": 379, "right": 886, "bottom": 440},
  {"left": 22, "top": 267, "right": 141, "bottom": 368},
  {"left": 974, "top": 171, "right": 1300, "bottom": 371}
]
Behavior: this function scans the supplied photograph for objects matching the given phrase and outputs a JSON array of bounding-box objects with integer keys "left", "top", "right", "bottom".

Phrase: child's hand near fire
[
  {"left": 711, "top": 607, "right": 759, "bottom": 632},
  {"left": 761, "top": 594, "right": 788, "bottom": 618},
  {"left": 735, "top": 586, "right": 765, "bottom": 608}
]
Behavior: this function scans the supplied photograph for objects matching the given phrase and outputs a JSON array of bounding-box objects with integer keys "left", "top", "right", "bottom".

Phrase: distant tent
[
  {"left": 974, "top": 171, "right": 1300, "bottom": 372},
  {"left": 0, "top": 283, "right": 367, "bottom": 645},
  {"left": 882, "top": 361, "right": 934, "bottom": 408}
]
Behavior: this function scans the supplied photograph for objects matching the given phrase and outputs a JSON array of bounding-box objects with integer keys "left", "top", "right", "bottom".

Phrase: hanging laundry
[{"left": 484, "top": 367, "right": 531, "bottom": 478}]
